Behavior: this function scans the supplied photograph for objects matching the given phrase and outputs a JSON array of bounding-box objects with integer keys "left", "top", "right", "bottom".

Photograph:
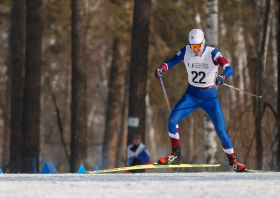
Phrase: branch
[
  {"left": 244, "top": 100, "right": 278, "bottom": 163},
  {"left": 263, "top": 102, "right": 277, "bottom": 118}
]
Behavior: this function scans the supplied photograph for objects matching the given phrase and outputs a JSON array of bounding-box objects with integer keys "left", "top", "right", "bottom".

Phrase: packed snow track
[{"left": 0, "top": 172, "right": 279, "bottom": 198}]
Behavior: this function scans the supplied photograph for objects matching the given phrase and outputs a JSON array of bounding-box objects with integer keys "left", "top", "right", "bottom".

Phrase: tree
[
  {"left": 255, "top": 0, "right": 272, "bottom": 170},
  {"left": 21, "top": 0, "right": 43, "bottom": 173},
  {"left": 277, "top": 0, "right": 280, "bottom": 170},
  {"left": 103, "top": 38, "right": 124, "bottom": 168},
  {"left": 70, "top": 0, "right": 88, "bottom": 173},
  {"left": 9, "top": 0, "right": 25, "bottom": 173},
  {"left": 127, "top": 0, "right": 151, "bottom": 145},
  {"left": 204, "top": 0, "right": 218, "bottom": 164}
]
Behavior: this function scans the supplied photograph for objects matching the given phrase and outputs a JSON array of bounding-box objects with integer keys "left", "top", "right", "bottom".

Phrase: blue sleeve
[
  {"left": 222, "top": 66, "right": 234, "bottom": 79},
  {"left": 165, "top": 46, "right": 186, "bottom": 69}
]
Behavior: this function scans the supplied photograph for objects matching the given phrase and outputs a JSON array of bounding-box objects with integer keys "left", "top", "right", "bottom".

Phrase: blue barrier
[
  {"left": 94, "top": 167, "right": 101, "bottom": 174},
  {"left": 40, "top": 162, "right": 58, "bottom": 174},
  {"left": 0, "top": 168, "right": 3, "bottom": 174},
  {"left": 105, "top": 158, "right": 108, "bottom": 169},
  {"left": 33, "top": 155, "right": 37, "bottom": 173},
  {"left": 77, "top": 164, "right": 87, "bottom": 174},
  {"left": 99, "top": 144, "right": 103, "bottom": 169}
]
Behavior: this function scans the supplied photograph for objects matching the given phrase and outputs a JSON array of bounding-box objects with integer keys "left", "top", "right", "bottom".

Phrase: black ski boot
[
  {"left": 228, "top": 156, "right": 247, "bottom": 172},
  {"left": 158, "top": 146, "right": 181, "bottom": 165}
]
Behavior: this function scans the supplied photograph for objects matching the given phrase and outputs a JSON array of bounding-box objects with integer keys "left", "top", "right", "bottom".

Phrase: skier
[{"left": 155, "top": 29, "right": 246, "bottom": 172}]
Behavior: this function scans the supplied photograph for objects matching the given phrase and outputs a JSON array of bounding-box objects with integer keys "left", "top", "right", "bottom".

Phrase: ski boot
[
  {"left": 228, "top": 156, "right": 246, "bottom": 172},
  {"left": 158, "top": 146, "right": 181, "bottom": 165}
]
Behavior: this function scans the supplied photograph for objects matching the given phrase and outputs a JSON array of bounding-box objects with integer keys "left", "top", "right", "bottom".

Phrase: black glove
[
  {"left": 155, "top": 68, "right": 163, "bottom": 78},
  {"left": 215, "top": 75, "right": 225, "bottom": 85}
]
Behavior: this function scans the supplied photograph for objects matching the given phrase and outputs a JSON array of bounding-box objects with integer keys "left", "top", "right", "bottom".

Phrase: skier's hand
[
  {"left": 215, "top": 75, "right": 225, "bottom": 85},
  {"left": 155, "top": 68, "right": 163, "bottom": 78}
]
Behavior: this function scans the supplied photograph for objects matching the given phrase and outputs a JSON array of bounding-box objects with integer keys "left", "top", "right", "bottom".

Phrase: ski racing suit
[{"left": 159, "top": 45, "right": 235, "bottom": 158}]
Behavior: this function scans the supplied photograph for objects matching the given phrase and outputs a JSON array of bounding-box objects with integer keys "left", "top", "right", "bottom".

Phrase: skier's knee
[
  {"left": 168, "top": 116, "right": 178, "bottom": 128},
  {"left": 217, "top": 130, "right": 229, "bottom": 141}
]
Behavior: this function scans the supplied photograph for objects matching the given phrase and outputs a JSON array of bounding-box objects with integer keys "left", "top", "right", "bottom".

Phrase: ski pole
[
  {"left": 160, "top": 77, "right": 172, "bottom": 113},
  {"left": 223, "top": 83, "right": 262, "bottom": 99}
]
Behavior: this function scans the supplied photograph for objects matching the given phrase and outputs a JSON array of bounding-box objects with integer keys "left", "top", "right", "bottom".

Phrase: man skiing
[{"left": 155, "top": 29, "right": 246, "bottom": 172}]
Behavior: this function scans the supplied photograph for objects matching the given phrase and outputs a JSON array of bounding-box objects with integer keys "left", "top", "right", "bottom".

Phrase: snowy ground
[{"left": 0, "top": 172, "right": 280, "bottom": 198}]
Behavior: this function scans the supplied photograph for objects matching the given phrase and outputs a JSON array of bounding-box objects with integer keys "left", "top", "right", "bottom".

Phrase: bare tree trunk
[
  {"left": 2, "top": 47, "right": 11, "bottom": 172},
  {"left": 235, "top": 24, "right": 249, "bottom": 104},
  {"left": 127, "top": 0, "right": 151, "bottom": 145},
  {"left": 103, "top": 38, "right": 124, "bottom": 168},
  {"left": 255, "top": 0, "right": 271, "bottom": 170},
  {"left": 220, "top": 15, "right": 236, "bottom": 109},
  {"left": 206, "top": 0, "right": 218, "bottom": 47},
  {"left": 262, "top": 0, "right": 274, "bottom": 74},
  {"left": 21, "top": 0, "right": 42, "bottom": 173},
  {"left": 204, "top": 116, "right": 217, "bottom": 164},
  {"left": 204, "top": 0, "right": 218, "bottom": 164},
  {"left": 189, "top": 116, "right": 194, "bottom": 160},
  {"left": 9, "top": 0, "right": 25, "bottom": 173},
  {"left": 270, "top": 7, "right": 278, "bottom": 168},
  {"left": 146, "top": 93, "right": 156, "bottom": 157},
  {"left": 271, "top": 7, "right": 277, "bottom": 94},
  {"left": 116, "top": 60, "right": 129, "bottom": 168},
  {"left": 70, "top": 0, "right": 87, "bottom": 173},
  {"left": 277, "top": 0, "right": 280, "bottom": 170}
]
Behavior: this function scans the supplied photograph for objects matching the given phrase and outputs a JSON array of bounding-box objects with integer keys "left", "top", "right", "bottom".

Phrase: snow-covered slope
[{"left": 0, "top": 172, "right": 279, "bottom": 198}]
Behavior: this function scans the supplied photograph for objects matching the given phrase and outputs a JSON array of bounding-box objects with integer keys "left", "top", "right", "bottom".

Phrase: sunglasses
[{"left": 190, "top": 39, "right": 204, "bottom": 49}]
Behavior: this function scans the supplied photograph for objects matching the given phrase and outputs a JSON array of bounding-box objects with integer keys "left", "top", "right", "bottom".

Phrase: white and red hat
[{"left": 189, "top": 29, "right": 205, "bottom": 44}]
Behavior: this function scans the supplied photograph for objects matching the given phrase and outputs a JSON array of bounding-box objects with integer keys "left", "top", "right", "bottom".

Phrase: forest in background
[{"left": 0, "top": 0, "right": 279, "bottom": 173}]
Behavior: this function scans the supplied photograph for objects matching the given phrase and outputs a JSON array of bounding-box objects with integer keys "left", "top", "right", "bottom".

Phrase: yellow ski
[
  {"left": 86, "top": 163, "right": 221, "bottom": 174},
  {"left": 244, "top": 169, "right": 276, "bottom": 173}
]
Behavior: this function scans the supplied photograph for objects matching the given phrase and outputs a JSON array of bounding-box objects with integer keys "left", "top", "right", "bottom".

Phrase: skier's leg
[
  {"left": 168, "top": 94, "right": 197, "bottom": 146},
  {"left": 201, "top": 97, "right": 246, "bottom": 171},
  {"left": 158, "top": 92, "right": 198, "bottom": 164},
  {"left": 201, "top": 98, "right": 233, "bottom": 156}
]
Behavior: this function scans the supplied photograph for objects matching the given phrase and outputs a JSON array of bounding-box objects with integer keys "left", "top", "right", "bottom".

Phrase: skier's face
[
  {"left": 133, "top": 138, "right": 141, "bottom": 146},
  {"left": 191, "top": 42, "right": 205, "bottom": 56}
]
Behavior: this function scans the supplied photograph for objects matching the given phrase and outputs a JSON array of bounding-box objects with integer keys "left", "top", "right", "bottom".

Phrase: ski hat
[
  {"left": 189, "top": 29, "right": 205, "bottom": 44},
  {"left": 133, "top": 135, "right": 141, "bottom": 141}
]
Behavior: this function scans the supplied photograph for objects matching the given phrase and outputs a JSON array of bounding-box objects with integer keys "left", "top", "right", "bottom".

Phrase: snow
[{"left": 0, "top": 172, "right": 280, "bottom": 198}]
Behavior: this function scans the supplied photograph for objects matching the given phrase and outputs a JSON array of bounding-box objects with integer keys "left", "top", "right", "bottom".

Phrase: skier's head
[
  {"left": 133, "top": 135, "right": 141, "bottom": 146},
  {"left": 189, "top": 29, "right": 206, "bottom": 56}
]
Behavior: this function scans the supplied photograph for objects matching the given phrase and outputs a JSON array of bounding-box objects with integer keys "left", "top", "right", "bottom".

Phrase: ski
[
  {"left": 244, "top": 169, "right": 276, "bottom": 173},
  {"left": 86, "top": 163, "right": 221, "bottom": 174}
]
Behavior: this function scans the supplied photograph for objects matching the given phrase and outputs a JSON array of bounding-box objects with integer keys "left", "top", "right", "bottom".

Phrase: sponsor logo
[
  {"left": 168, "top": 155, "right": 177, "bottom": 163},
  {"left": 187, "top": 63, "right": 209, "bottom": 69},
  {"left": 231, "top": 164, "right": 238, "bottom": 171},
  {"left": 187, "top": 63, "right": 194, "bottom": 68}
]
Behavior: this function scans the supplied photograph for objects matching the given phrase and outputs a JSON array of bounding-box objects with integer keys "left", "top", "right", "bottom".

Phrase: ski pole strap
[
  {"left": 222, "top": 83, "right": 262, "bottom": 99},
  {"left": 160, "top": 77, "right": 172, "bottom": 113}
]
